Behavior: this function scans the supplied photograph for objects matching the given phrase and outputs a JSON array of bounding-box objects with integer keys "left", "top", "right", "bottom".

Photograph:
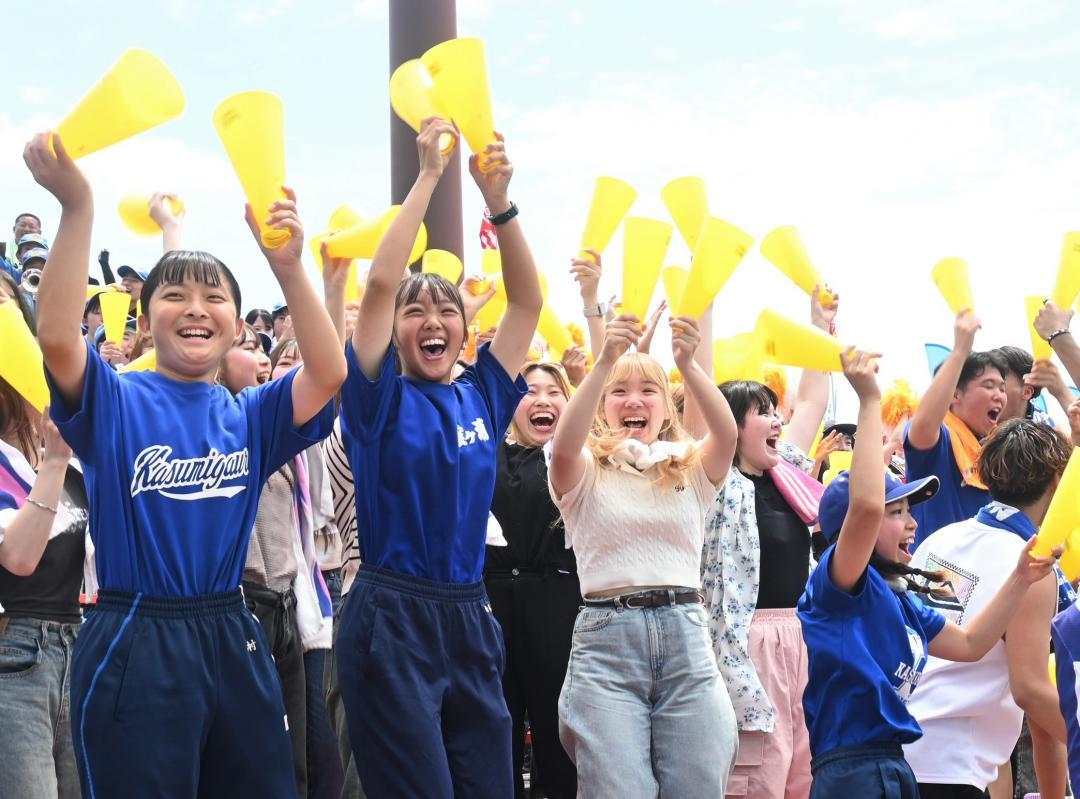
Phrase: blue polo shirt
[
  {"left": 47, "top": 340, "right": 333, "bottom": 595},
  {"left": 798, "top": 545, "right": 946, "bottom": 756},
  {"left": 340, "top": 340, "right": 526, "bottom": 584},
  {"left": 1052, "top": 602, "right": 1080, "bottom": 793},
  {"left": 904, "top": 423, "right": 989, "bottom": 547}
]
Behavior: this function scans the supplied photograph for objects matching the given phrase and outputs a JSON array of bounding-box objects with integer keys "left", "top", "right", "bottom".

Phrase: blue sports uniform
[
  {"left": 904, "top": 424, "right": 989, "bottom": 548},
  {"left": 48, "top": 343, "right": 332, "bottom": 798},
  {"left": 1052, "top": 602, "right": 1080, "bottom": 793},
  {"left": 336, "top": 340, "right": 525, "bottom": 798},
  {"left": 798, "top": 546, "right": 946, "bottom": 799}
]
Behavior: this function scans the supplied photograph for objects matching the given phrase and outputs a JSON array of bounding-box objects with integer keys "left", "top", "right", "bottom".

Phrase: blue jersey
[
  {"left": 904, "top": 423, "right": 989, "bottom": 547},
  {"left": 47, "top": 341, "right": 333, "bottom": 595},
  {"left": 798, "top": 545, "right": 947, "bottom": 756},
  {"left": 1052, "top": 603, "right": 1080, "bottom": 792},
  {"left": 340, "top": 341, "right": 525, "bottom": 583}
]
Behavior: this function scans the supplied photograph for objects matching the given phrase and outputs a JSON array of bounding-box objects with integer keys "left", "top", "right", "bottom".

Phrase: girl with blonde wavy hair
[{"left": 548, "top": 311, "right": 740, "bottom": 798}]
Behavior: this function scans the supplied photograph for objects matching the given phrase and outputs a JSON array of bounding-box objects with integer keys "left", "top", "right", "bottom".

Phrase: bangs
[
  {"left": 719, "top": 380, "right": 778, "bottom": 426},
  {"left": 396, "top": 272, "right": 463, "bottom": 311},
  {"left": 142, "top": 250, "right": 242, "bottom": 322},
  {"left": 522, "top": 362, "right": 572, "bottom": 398},
  {"left": 606, "top": 353, "right": 668, "bottom": 391}
]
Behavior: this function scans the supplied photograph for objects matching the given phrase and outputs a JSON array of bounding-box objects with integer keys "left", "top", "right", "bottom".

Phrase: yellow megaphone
[
  {"left": 1033, "top": 447, "right": 1080, "bottom": 557},
  {"left": 310, "top": 204, "right": 363, "bottom": 269},
  {"left": 931, "top": 257, "right": 974, "bottom": 316},
  {"left": 662, "top": 266, "right": 689, "bottom": 312},
  {"left": 753, "top": 309, "right": 845, "bottom": 372},
  {"left": 389, "top": 60, "right": 456, "bottom": 155},
  {"left": 119, "top": 349, "right": 157, "bottom": 374},
  {"left": 824, "top": 450, "right": 853, "bottom": 486},
  {"left": 760, "top": 225, "right": 834, "bottom": 306},
  {"left": 481, "top": 249, "right": 501, "bottom": 275},
  {"left": 118, "top": 194, "right": 185, "bottom": 236},
  {"left": 620, "top": 218, "right": 673, "bottom": 320},
  {"left": 99, "top": 291, "right": 132, "bottom": 345},
  {"left": 213, "top": 91, "right": 289, "bottom": 249},
  {"left": 55, "top": 48, "right": 185, "bottom": 159},
  {"left": 1050, "top": 653, "right": 1058, "bottom": 687},
  {"left": 309, "top": 232, "right": 361, "bottom": 305},
  {"left": 1052, "top": 232, "right": 1080, "bottom": 309},
  {"left": 676, "top": 216, "right": 754, "bottom": 319},
  {"left": 421, "top": 38, "right": 496, "bottom": 170},
  {"left": 579, "top": 177, "right": 637, "bottom": 261},
  {"left": 476, "top": 273, "right": 507, "bottom": 331},
  {"left": 1026, "top": 296, "right": 1053, "bottom": 362},
  {"left": 422, "top": 250, "right": 464, "bottom": 283},
  {"left": 0, "top": 301, "right": 49, "bottom": 412},
  {"left": 86, "top": 285, "right": 107, "bottom": 300},
  {"left": 713, "top": 333, "right": 764, "bottom": 384},
  {"left": 1060, "top": 528, "right": 1080, "bottom": 583},
  {"left": 661, "top": 177, "right": 708, "bottom": 251},
  {"left": 537, "top": 303, "right": 572, "bottom": 360},
  {"left": 325, "top": 206, "right": 428, "bottom": 265}
]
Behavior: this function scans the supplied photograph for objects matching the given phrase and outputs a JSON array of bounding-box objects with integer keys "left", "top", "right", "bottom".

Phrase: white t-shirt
[
  {"left": 902, "top": 512, "right": 1026, "bottom": 790},
  {"left": 549, "top": 440, "right": 717, "bottom": 596}
]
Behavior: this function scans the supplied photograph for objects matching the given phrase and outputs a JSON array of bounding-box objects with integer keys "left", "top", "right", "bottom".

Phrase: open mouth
[
  {"left": 987, "top": 408, "right": 1001, "bottom": 424},
  {"left": 419, "top": 337, "right": 447, "bottom": 360},
  {"left": 765, "top": 435, "right": 779, "bottom": 451},
  {"left": 622, "top": 416, "right": 648, "bottom": 430},
  {"left": 898, "top": 537, "right": 914, "bottom": 563},
  {"left": 178, "top": 326, "right": 213, "bottom": 342},
  {"left": 529, "top": 411, "right": 556, "bottom": 432}
]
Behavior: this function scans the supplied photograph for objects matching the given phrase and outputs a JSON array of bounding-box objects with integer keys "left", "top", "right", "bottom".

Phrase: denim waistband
[
  {"left": 94, "top": 589, "right": 245, "bottom": 619},
  {"left": 356, "top": 564, "right": 485, "bottom": 603},
  {"left": 0, "top": 615, "right": 81, "bottom": 635},
  {"left": 812, "top": 742, "right": 905, "bottom": 772}
]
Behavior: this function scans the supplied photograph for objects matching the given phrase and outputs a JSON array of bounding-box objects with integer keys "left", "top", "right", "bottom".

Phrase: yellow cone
[
  {"left": 760, "top": 226, "right": 834, "bottom": 305},
  {"left": 0, "top": 302, "right": 49, "bottom": 412},
  {"left": 325, "top": 206, "right": 427, "bottom": 264},
  {"left": 1060, "top": 528, "right": 1080, "bottom": 583},
  {"left": 118, "top": 193, "right": 184, "bottom": 236},
  {"left": 661, "top": 266, "right": 689, "bottom": 313},
  {"left": 661, "top": 177, "right": 708, "bottom": 250},
  {"left": 676, "top": 216, "right": 754, "bottom": 319},
  {"left": 476, "top": 273, "right": 507, "bottom": 331},
  {"left": 713, "top": 333, "right": 763, "bottom": 384},
  {"left": 328, "top": 204, "right": 363, "bottom": 232},
  {"left": 422, "top": 250, "right": 464, "bottom": 283},
  {"left": 389, "top": 60, "right": 456, "bottom": 155},
  {"left": 55, "top": 48, "right": 185, "bottom": 160},
  {"left": 213, "top": 91, "right": 290, "bottom": 249},
  {"left": 421, "top": 38, "right": 496, "bottom": 169},
  {"left": 86, "top": 285, "right": 107, "bottom": 300},
  {"left": 1026, "top": 296, "right": 1053, "bottom": 362},
  {"left": 931, "top": 257, "right": 974, "bottom": 316},
  {"left": 537, "top": 303, "right": 572, "bottom": 360},
  {"left": 621, "top": 217, "right": 673, "bottom": 320},
  {"left": 99, "top": 291, "right": 131, "bottom": 345},
  {"left": 579, "top": 177, "right": 637, "bottom": 261},
  {"left": 1033, "top": 448, "right": 1080, "bottom": 557},
  {"left": 753, "top": 309, "right": 845, "bottom": 372},
  {"left": 824, "top": 451, "right": 853, "bottom": 486},
  {"left": 119, "top": 349, "right": 157, "bottom": 374},
  {"left": 1053, "top": 233, "right": 1080, "bottom": 309},
  {"left": 481, "top": 249, "right": 501, "bottom": 275}
]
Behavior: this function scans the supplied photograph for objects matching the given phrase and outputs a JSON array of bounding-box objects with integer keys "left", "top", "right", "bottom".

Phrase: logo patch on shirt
[
  {"left": 130, "top": 445, "right": 250, "bottom": 501},
  {"left": 457, "top": 418, "right": 491, "bottom": 448},
  {"left": 893, "top": 626, "right": 927, "bottom": 702},
  {"left": 921, "top": 554, "right": 976, "bottom": 622}
]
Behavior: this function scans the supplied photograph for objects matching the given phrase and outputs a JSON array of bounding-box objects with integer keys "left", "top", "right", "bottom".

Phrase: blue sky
[{"left": 6, "top": 0, "right": 1080, "bottom": 417}]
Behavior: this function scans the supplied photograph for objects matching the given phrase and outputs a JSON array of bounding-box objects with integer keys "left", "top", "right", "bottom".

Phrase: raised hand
[
  {"left": 417, "top": 116, "right": 458, "bottom": 181},
  {"left": 600, "top": 313, "right": 642, "bottom": 364},
  {"left": 637, "top": 300, "right": 668, "bottom": 355},
  {"left": 23, "top": 133, "right": 91, "bottom": 209},
  {"left": 245, "top": 186, "right": 304, "bottom": 273},
  {"left": 571, "top": 249, "right": 602, "bottom": 301},
  {"left": 810, "top": 283, "right": 839, "bottom": 331},
  {"left": 1034, "top": 300, "right": 1073, "bottom": 341},
  {"left": 840, "top": 347, "right": 882, "bottom": 401},
  {"left": 953, "top": 308, "right": 981, "bottom": 354},
  {"left": 561, "top": 344, "right": 588, "bottom": 387},
  {"left": 469, "top": 132, "right": 512, "bottom": 210},
  {"left": 670, "top": 315, "right": 701, "bottom": 371}
]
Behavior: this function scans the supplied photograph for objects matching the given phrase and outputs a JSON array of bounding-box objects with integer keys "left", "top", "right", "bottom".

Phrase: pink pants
[{"left": 725, "top": 608, "right": 811, "bottom": 799}]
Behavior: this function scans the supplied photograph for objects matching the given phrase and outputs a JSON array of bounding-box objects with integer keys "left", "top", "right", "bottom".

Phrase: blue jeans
[
  {"left": 559, "top": 602, "right": 737, "bottom": 798},
  {"left": 0, "top": 617, "right": 81, "bottom": 799}
]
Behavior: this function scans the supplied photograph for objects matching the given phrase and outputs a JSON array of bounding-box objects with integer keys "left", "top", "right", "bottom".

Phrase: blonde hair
[
  {"left": 508, "top": 362, "right": 573, "bottom": 447},
  {"left": 587, "top": 352, "right": 698, "bottom": 489}
]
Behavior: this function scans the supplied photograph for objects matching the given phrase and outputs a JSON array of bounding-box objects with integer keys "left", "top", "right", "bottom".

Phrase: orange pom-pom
[
  {"left": 763, "top": 366, "right": 787, "bottom": 407},
  {"left": 882, "top": 379, "right": 920, "bottom": 428},
  {"left": 668, "top": 368, "right": 684, "bottom": 386}
]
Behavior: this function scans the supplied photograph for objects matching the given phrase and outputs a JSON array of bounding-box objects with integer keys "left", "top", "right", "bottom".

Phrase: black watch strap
[{"left": 488, "top": 203, "right": 519, "bottom": 226}]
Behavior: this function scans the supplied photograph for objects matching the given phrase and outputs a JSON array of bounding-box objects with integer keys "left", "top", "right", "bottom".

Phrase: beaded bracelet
[{"left": 26, "top": 497, "right": 58, "bottom": 514}]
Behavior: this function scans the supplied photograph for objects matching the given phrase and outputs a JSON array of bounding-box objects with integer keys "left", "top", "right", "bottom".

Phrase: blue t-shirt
[
  {"left": 47, "top": 341, "right": 333, "bottom": 595},
  {"left": 904, "top": 423, "right": 989, "bottom": 547},
  {"left": 798, "top": 545, "right": 947, "bottom": 756},
  {"left": 339, "top": 340, "right": 526, "bottom": 583},
  {"left": 1052, "top": 602, "right": 1080, "bottom": 792}
]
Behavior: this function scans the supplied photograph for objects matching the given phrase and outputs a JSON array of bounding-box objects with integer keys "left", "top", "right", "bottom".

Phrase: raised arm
[
  {"left": 571, "top": 248, "right": 606, "bottom": 361},
  {"left": 148, "top": 192, "right": 184, "bottom": 254},
  {"left": 472, "top": 135, "right": 543, "bottom": 377},
  {"left": 907, "top": 310, "right": 980, "bottom": 450},
  {"left": 785, "top": 286, "right": 838, "bottom": 453},
  {"left": 829, "top": 349, "right": 886, "bottom": 593},
  {"left": 672, "top": 315, "right": 736, "bottom": 484},
  {"left": 24, "top": 133, "right": 92, "bottom": 409},
  {"left": 320, "top": 242, "right": 351, "bottom": 347},
  {"left": 1004, "top": 574, "right": 1067, "bottom": 742},
  {"left": 1035, "top": 302, "right": 1080, "bottom": 389},
  {"left": 549, "top": 314, "right": 641, "bottom": 497},
  {"left": 680, "top": 300, "right": 714, "bottom": 441},
  {"left": 351, "top": 117, "right": 456, "bottom": 378},
  {"left": 244, "top": 189, "right": 346, "bottom": 425}
]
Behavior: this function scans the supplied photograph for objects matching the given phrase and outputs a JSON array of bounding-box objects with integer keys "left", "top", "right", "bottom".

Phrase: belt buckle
[{"left": 623, "top": 593, "right": 646, "bottom": 609}]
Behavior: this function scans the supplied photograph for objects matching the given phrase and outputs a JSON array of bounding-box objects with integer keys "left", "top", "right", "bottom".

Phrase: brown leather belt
[{"left": 583, "top": 589, "right": 703, "bottom": 609}]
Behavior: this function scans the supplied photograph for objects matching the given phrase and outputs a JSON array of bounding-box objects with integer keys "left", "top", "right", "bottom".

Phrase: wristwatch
[{"left": 582, "top": 302, "right": 607, "bottom": 318}]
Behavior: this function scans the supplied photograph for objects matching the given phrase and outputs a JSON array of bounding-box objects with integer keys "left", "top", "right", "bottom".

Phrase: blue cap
[
  {"left": 17, "top": 233, "right": 48, "bottom": 249},
  {"left": 818, "top": 469, "right": 939, "bottom": 543},
  {"left": 117, "top": 265, "right": 149, "bottom": 281},
  {"left": 93, "top": 317, "right": 138, "bottom": 345},
  {"left": 20, "top": 247, "right": 48, "bottom": 265},
  {"left": 256, "top": 332, "right": 273, "bottom": 355},
  {"left": 271, "top": 302, "right": 288, "bottom": 317}
]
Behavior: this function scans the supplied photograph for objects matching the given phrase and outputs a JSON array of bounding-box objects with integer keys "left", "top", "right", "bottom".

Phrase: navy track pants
[{"left": 810, "top": 742, "right": 919, "bottom": 799}]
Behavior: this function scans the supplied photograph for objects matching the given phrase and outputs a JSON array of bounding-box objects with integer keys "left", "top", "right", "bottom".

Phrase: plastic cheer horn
[
  {"left": 662, "top": 266, "right": 689, "bottom": 312},
  {"left": 390, "top": 60, "right": 456, "bottom": 155},
  {"left": 823, "top": 451, "right": 853, "bottom": 486},
  {"left": 99, "top": 291, "right": 131, "bottom": 345},
  {"left": 476, "top": 273, "right": 507, "bottom": 331},
  {"left": 118, "top": 193, "right": 184, "bottom": 236},
  {"left": 676, "top": 216, "right": 754, "bottom": 319},
  {"left": 578, "top": 177, "right": 637, "bottom": 261},
  {"left": 481, "top": 249, "right": 501, "bottom": 275},
  {"left": 0, "top": 301, "right": 49, "bottom": 412},
  {"left": 55, "top": 48, "right": 185, "bottom": 159},
  {"left": 620, "top": 217, "right": 673, "bottom": 320},
  {"left": 1053, "top": 232, "right": 1080, "bottom": 309},
  {"left": 118, "top": 349, "right": 157, "bottom": 374},
  {"left": 1060, "top": 528, "right": 1080, "bottom": 584},
  {"left": 1026, "top": 296, "right": 1054, "bottom": 362},
  {"left": 1032, "top": 448, "right": 1080, "bottom": 557},
  {"left": 713, "top": 333, "right": 763, "bottom": 384},
  {"left": 325, "top": 207, "right": 428, "bottom": 265},
  {"left": 421, "top": 38, "right": 496, "bottom": 170},
  {"left": 753, "top": 309, "right": 845, "bottom": 372},
  {"left": 931, "top": 257, "right": 974, "bottom": 316},
  {"left": 661, "top": 177, "right": 708, "bottom": 250},
  {"left": 537, "top": 303, "right": 573, "bottom": 360},
  {"left": 422, "top": 250, "right": 464, "bottom": 283},
  {"left": 213, "top": 91, "right": 290, "bottom": 249},
  {"left": 760, "top": 226, "right": 834, "bottom": 305}
]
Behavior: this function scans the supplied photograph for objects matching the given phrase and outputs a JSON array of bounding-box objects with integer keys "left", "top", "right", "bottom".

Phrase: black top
[
  {"left": 748, "top": 472, "right": 811, "bottom": 609},
  {"left": 0, "top": 465, "right": 88, "bottom": 624},
  {"left": 486, "top": 442, "right": 576, "bottom": 574}
]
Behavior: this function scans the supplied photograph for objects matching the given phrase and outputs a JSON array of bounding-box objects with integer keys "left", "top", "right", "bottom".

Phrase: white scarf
[{"left": 609, "top": 439, "right": 693, "bottom": 475}]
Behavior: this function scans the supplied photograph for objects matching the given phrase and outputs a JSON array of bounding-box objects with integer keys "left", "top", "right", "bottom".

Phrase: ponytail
[{"left": 869, "top": 551, "right": 955, "bottom": 599}]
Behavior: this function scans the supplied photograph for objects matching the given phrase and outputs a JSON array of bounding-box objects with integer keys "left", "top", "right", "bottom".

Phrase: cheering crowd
[{"left": 5, "top": 115, "right": 1080, "bottom": 799}]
